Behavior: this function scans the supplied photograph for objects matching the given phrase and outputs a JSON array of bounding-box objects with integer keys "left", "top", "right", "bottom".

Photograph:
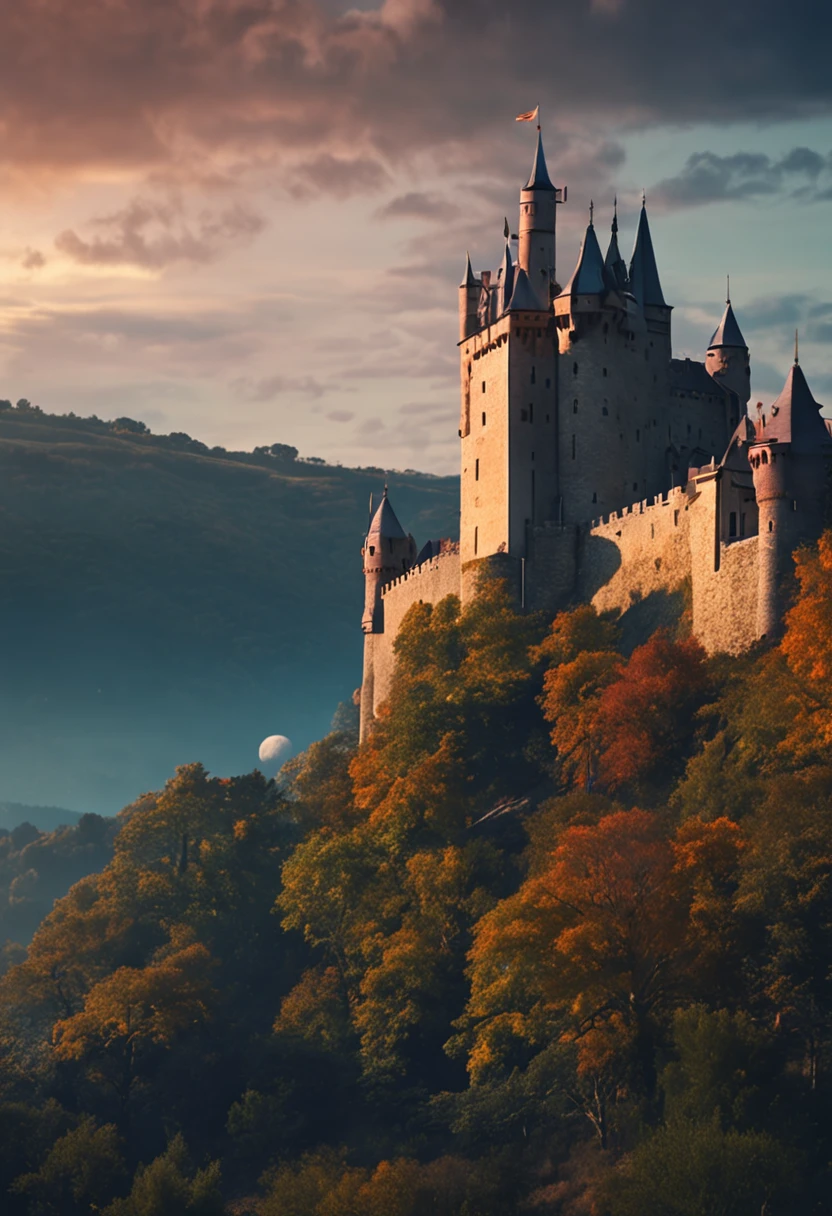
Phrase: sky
[{"left": 2, "top": 0, "right": 832, "bottom": 476}]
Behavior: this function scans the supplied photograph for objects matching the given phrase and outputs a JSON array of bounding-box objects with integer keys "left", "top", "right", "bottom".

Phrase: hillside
[{"left": 0, "top": 404, "right": 458, "bottom": 813}]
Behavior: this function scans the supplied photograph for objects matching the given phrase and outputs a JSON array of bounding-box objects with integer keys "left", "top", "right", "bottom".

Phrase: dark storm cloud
[
  {"left": 652, "top": 148, "right": 832, "bottom": 209},
  {"left": 1, "top": 0, "right": 830, "bottom": 184},
  {"left": 55, "top": 199, "right": 265, "bottom": 268}
]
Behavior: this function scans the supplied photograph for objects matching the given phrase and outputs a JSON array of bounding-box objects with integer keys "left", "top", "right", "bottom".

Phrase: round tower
[
  {"left": 518, "top": 131, "right": 559, "bottom": 307},
  {"left": 705, "top": 295, "right": 750, "bottom": 410},
  {"left": 749, "top": 357, "right": 832, "bottom": 639},
  {"left": 359, "top": 489, "right": 417, "bottom": 741}
]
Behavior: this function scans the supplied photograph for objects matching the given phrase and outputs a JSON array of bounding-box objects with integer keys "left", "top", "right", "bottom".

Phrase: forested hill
[{"left": 0, "top": 403, "right": 458, "bottom": 813}]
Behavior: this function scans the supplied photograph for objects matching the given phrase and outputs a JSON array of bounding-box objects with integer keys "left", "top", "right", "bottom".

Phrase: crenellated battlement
[
  {"left": 381, "top": 544, "right": 460, "bottom": 597},
  {"left": 590, "top": 485, "right": 691, "bottom": 530}
]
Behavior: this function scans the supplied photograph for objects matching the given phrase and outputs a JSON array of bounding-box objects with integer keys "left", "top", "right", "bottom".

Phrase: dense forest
[
  {"left": 0, "top": 400, "right": 457, "bottom": 812},
  {"left": 4, "top": 532, "right": 832, "bottom": 1214}
]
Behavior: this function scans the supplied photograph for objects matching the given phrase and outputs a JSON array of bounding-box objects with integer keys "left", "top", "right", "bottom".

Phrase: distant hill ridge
[
  {"left": 0, "top": 802, "right": 81, "bottom": 832},
  {"left": 0, "top": 400, "right": 459, "bottom": 813}
]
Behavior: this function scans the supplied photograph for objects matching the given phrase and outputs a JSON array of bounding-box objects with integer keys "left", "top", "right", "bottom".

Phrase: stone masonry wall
[
  {"left": 369, "top": 551, "right": 461, "bottom": 716},
  {"left": 578, "top": 486, "right": 693, "bottom": 615}
]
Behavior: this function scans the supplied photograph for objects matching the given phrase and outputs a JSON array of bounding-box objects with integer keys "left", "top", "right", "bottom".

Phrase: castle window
[
  {"left": 603, "top": 367, "right": 608, "bottom": 377},
  {"left": 762, "top": 450, "right": 768, "bottom": 464},
  {"left": 592, "top": 491, "right": 597, "bottom": 503},
  {"left": 475, "top": 459, "right": 479, "bottom": 481},
  {"left": 531, "top": 367, "right": 536, "bottom": 385},
  {"left": 633, "top": 482, "right": 638, "bottom": 492},
  {"left": 603, "top": 323, "right": 608, "bottom": 335},
  {"left": 573, "top": 362, "right": 578, "bottom": 375},
  {"left": 687, "top": 424, "right": 692, "bottom": 435},
  {"left": 369, "top": 545, "right": 375, "bottom": 556},
  {"left": 602, "top": 406, "right": 608, "bottom": 415},
  {"left": 546, "top": 378, "right": 551, "bottom": 388},
  {"left": 521, "top": 409, "right": 528, "bottom": 422},
  {"left": 572, "top": 434, "right": 576, "bottom": 459},
  {"left": 482, "top": 412, "right": 486, "bottom": 426},
  {"left": 674, "top": 510, "right": 679, "bottom": 526},
  {"left": 651, "top": 523, "right": 655, "bottom": 539},
  {"left": 636, "top": 429, "right": 640, "bottom": 442},
  {"left": 529, "top": 403, "right": 534, "bottom": 423},
  {"left": 482, "top": 381, "right": 486, "bottom": 393},
  {"left": 768, "top": 520, "right": 773, "bottom": 532},
  {"left": 793, "top": 500, "right": 798, "bottom": 511},
  {"left": 474, "top": 526, "right": 479, "bottom": 555},
  {"left": 740, "top": 513, "right": 746, "bottom": 536},
  {"left": 729, "top": 511, "right": 737, "bottom": 538},
  {"left": 573, "top": 399, "right": 578, "bottom": 414},
  {"left": 531, "top": 451, "right": 535, "bottom": 462},
  {"left": 546, "top": 414, "right": 550, "bottom": 423}
]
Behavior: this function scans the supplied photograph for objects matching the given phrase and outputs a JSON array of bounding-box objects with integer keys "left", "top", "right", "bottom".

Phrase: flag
[{"left": 515, "top": 106, "right": 539, "bottom": 123}]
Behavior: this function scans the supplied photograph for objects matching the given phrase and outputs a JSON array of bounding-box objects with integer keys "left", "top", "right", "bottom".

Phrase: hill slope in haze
[{"left": 0, "top": 404, "right": 458, "bottom": 812}]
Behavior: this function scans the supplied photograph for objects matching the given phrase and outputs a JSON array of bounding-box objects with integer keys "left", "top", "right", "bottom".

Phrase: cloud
[
  {"left": 21, "top": 248, "right": 45, "bottom": 270},
  {"left": 232, "top": 374, "right": 340, "bottom": 402},
  {"left": 376, "top": 192, "right": 459, "bottom": 222},
  {"left": 285, "top": 154, "right": 392, "bottom": 200},
  {"left": 55, "top": 198, "right": 265, "bottom": 269},
  {"left": 326, "top": 409, "right": 355, "bottom": 422},
  {"left": 651, "top": 147, "right": 832, "bottom": 209},
  {"left": 1, "top": 0, "right": 831, "bottom": 189}
]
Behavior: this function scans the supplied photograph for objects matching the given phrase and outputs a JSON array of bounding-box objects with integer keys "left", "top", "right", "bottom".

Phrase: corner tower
[
  {"left": 518, "top": 131, "right": 564, "bottom": 306},
  {"left": 749, "top": 353, "right": 832, "bottom": 639},
  {"left": 359, "top": 490, "right": 416, "bottom": 740}
]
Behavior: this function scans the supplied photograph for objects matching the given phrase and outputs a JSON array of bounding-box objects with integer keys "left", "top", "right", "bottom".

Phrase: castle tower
[
  {"left": 706, "top": 295, "right": 750, "bottom": 415},
  {"left": 459, "top": 253, "right": 480, "bottom": 342},
  {"left": 518, "top": 131, "right": 562, "bottom": 307},
  {"left": 749, "top": 354, "right": 832, "bottom": 639},
  {"left": 360, "top": 489, "right": 417, "bottom": 740}
]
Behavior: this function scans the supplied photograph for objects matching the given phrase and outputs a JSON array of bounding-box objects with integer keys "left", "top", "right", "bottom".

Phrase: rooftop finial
[
  {"left": 641, "top": 187, "right": 646, "bottom": 207},
  {"left": 726, "top": 274, "right": 730, "bottom": 305},
  {"left": 795, "top": 329, "right": 799, "bottom": 366},
  {"left": 612, "top": 195, "right": 618, "bottom": 235},
  {"left": 589, "top": 199, "right": 594, "bottom": 227}
]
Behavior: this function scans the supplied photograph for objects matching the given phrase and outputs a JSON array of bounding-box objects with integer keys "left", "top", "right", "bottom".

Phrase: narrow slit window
[
  {"left": 572, "top": 434, "right": 576, "bottom": 459},
  {"left": 474, "top": 526, "right": 479, "bottom": 554},
  {"left": 475, "top": 458, "right": 479, "bottom": 481},
  {"left": 729, "top": 511, "right": 737, "bottom": 537}
]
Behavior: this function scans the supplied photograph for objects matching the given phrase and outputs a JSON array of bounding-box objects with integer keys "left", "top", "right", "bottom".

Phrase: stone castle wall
[{"left": 368, "top": 550, "right": 462, "bottom": 717}]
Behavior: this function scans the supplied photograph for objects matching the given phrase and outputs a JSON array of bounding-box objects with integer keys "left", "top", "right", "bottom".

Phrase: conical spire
[
  {"left": 366, "top": 488, "right": 407, "bottom": 543},
  {"left": 460, "top": 251, "right": 477, "bottom": 288},
  {"left": 524, "top": 130, "right": 555, "bottom": 192},
  {"left": 628, "top": 202, "right": 665, "bottom": 307},
  {"left": 499, "top": 240, "right": 515, "bottom": 311},
  {"left": 559, "top": 210, "right": 606, "bottom": 297},
  {"left": 762, "top": 363, "right": 832, "bottom": 452},
  {"left": 507, "top": 265, "right": 544, "bottom": 311},
  {"left": 604, "top": 198, "right": 628, "bottom": 292},
  {"left": 708, "top": 300, "right": 747, "bottom": 350}
]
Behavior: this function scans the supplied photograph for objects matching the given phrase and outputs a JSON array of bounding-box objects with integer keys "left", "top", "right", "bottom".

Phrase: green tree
[{"left": 11, "top": 1116, "right": 126, "bottom": 1215}]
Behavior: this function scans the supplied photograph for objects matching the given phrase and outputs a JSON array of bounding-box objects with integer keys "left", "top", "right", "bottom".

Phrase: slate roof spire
[
  {"left": 460, "top": 251, "right": 477, "bottom": 288},
  {"left": 524, "top": 130, "right": 555, "bottom": 192},
  {"left": 366, "top": 487, "right": 407, "bottom": 544},
  {"left": 604, "top": 196, "right": 629, "bottom": 292},
  {"left": 708, "top": 287, "right": 747, "bottom": 350},
  {"left": 499, "top": 240, "right": 515, "bottom": 311},
  {"left": 628, "top": 199, "right": 666, "bottom": 307},
  {"left": 507, "top": 265, "right": 545, "bottom": 311},
  {"left": 558, "top": 205, "right": 606, "bottom": 297},
  {"left": 762, "top": 362, "right": 832, "bottom": 453}
]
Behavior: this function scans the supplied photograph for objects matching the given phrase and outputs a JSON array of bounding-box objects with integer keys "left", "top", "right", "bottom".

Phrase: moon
[{"left": 258, "top": 735, "right": 293, "bottom": 767}]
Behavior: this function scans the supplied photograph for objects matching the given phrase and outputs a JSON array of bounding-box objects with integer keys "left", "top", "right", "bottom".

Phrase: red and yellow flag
[{"left": 515, "top": 106, "right": 539, "bottom": 123}]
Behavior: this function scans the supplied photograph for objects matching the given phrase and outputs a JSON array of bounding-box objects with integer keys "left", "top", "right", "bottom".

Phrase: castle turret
[
  {"left": 556, "top": 208, "right": 606, "bottom": 309},
  {"left": 749, "top": 354, "right": 832, "bottom": 639},
  {"left": 360, "top": 489, "right": 417, "bottom": 740},
  {"left": 603, "top": 201, "right": 629, "bottom": 294},
  {"left": 498, "top": 240, "right": 515, "bottom": 315},
  {"left": 459, "top": 253, "right": 480, "bottom": 342},
  {"left": 706, "top": 296, "right": 750, "bottom": 410},
  {"left": 628, "top": 201, "right": 665, "bottom": 310},
  {"left": 518, "top": 131, "right": 560, "bottom": 307}
]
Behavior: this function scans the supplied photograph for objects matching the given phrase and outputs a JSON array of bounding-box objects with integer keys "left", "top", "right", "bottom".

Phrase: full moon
[{"left": 258, "top": 735, "right": 293, "bottom": 767}]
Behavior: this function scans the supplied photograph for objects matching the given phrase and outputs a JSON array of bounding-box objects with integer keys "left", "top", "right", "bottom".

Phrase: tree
[
  {"left": 52, "top": 944, "right": 217, "bottom": 1124},
  {"left": 11, "top": 1116, "right": 125, "bottom": 1215},
  {"left": 103, "top": 1134, "right": 223, "bottom": 1216}
]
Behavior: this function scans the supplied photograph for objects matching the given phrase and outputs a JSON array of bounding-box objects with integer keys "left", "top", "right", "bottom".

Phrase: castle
[{"left": 358, "top": 132, "right": 832, "bottom": 741}]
